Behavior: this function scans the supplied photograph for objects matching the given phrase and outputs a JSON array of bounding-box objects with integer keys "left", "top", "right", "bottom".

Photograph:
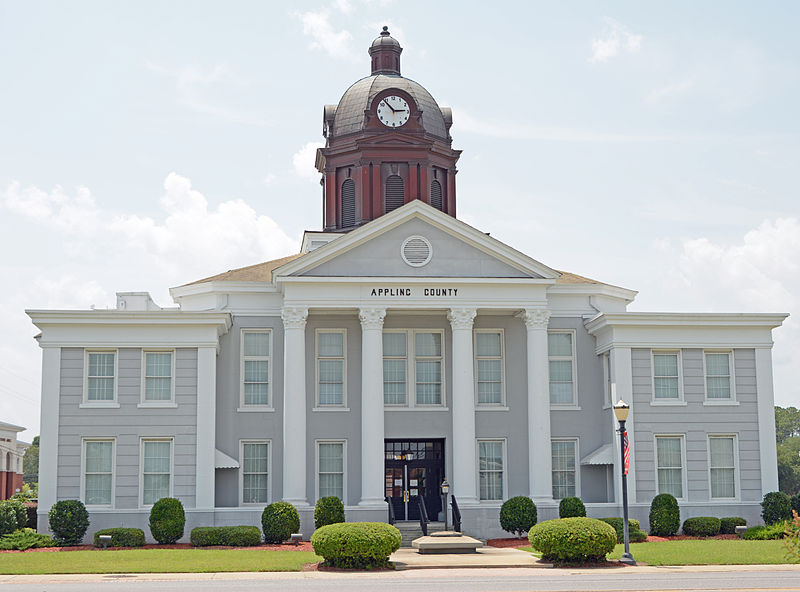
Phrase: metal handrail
[
  {"left": 451, "top": 495, "right": 462, "bottom": 533},
  {"left": 416, "top": 495, "right": 429, "bottom": 536},
  {"left": 385, "top": 496, "right": 395, "bottom": 525}
]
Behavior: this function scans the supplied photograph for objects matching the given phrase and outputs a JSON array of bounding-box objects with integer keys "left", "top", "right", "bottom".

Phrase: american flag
[{"left": 623, "top": 430, "right": 630, "bottom": 475}]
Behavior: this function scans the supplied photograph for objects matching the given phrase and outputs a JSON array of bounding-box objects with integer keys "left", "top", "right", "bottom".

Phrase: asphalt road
[{"left": 3, "top": 567, "right": 800, "bottom": 592}]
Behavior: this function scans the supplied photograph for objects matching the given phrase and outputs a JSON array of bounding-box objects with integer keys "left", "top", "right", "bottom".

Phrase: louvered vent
[
  {"left": 401, "top": 235, "right": 432, "bottom": 267},
  {"left": 341, "top": 179, "right": 356, "bottom": 227},
  {"left": 430, "top": 180, "right": 443, "bottom": 211},
  {"left": 385, "top": 174, "right": 404, "bottom": 213}
]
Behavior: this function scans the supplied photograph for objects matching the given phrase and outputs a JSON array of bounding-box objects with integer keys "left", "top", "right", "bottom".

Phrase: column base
[
  {"left": 452, "top": 496, "right": 479, "bottom": 506},
  {"left": 282, "top": 498, "right": 311, "bottom": 508},
  {"left": 358, "top": 497, "right": 388, "bottom": 507},
  {"left": 532, "top": 496, "right": 554, "bottom": 505}
]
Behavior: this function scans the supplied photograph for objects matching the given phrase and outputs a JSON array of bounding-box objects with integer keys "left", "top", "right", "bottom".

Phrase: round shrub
[
  {"left": 5, "top": 500, "right": 27, "bottom": 530},
  {"left": 558, "top": 496, "right": 586, "bottom": 518},
  {"left": 649, "top": 493, "right": 680, "bottom": 536},
  {"left": 529, "top": 517, "right": 616, "bottom": 563},
  {"left": 762, "top": 491, "right": 792, "bottom": 525},
  {"left": 720, "top": 517, "right": 746, "bottom": 534},
  {"left": 599, "top": 517, "right": 647, "bottom": 543},
  {"left": 149, "top": 497, "right": 185, "bottom": 544},
  {"left": 682, "top": 517, "right": 721, "bottom": 537},
  {"left": 311, "top": 522, "right": 401, "bottom": 569},
  {"left": 499, "top": 496, "right": 537, "bottom": 537},
  {"left": 190, "top": 525, "right": 262, "bottom": 547},
  {"left": 93, "top": 528, "right": 146, "bottom": 547},
  {"left": 0, "top": 503, "right": 18, "bottom": 536},
  {"left": 315, "top": 496, "right": 345, "bottom": 529},
  {"left": 48, "top": 500, "right": 89, "bottom": 545},
  {"left": 262, "top": 501, "right": 300, "bottom": 543}
]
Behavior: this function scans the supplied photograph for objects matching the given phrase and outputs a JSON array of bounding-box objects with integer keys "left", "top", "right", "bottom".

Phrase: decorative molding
[
  {"left": 447, "top": 307, "right": 476, "bottom": 330},
  {"left": 281, "top": 306, "right": 308, "bottom": 329},
  {"left": 358, "top": 307, "right": 386, "bottom": 330},
  {"left": 520, "top": 308, "right": 551, "bottom": 330}
]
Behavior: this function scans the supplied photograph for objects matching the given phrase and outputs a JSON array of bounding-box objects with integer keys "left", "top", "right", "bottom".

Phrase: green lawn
[{"left": 0, "top": 548, "right": 322, "bottom": 575}]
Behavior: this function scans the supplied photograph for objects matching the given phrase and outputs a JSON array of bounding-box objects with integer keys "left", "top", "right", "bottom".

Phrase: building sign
[{"left": 370, "top": 287, "right": 459, "bottom": 297}]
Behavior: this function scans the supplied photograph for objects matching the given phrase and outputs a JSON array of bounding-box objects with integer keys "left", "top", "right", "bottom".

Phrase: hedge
[
  {"left": 314, "top": 496, "right": 345, "bottom": 529},
  {"left": 528, "top": 517, "right": 616, "bottom": 563},
  {"left": 743, "top": 522, "right": 787, "bottom": 540},
  {"left": 93, "top": 528, "right": 146, "bottom": 547},
  {"left": 4, "top": 500, "right": 27, "bottom": 531},
  {"left": 0, "top": 528, "right": 55, "bottom": 551},
  {"left": 558, "top": 497, "right": 586, "bottom": 518},
  {"left": 599, "top": 517, "right": 647, "bottom": 543},
  {"left": 262, "top": 501, "right": 300, "bottom": 543},
  {"left": 720, "top": 517, "right": 746, "bottom": 534},
  {"left": 761, "top": 491, "right": 792, "bottom": 525},
  {"left": 499, "top": 496, "right": 537, "bottom": 537},
  {"left": 311, "top": 522, "right": 401, "bottom": 569},
  {"left": 190, "top": 526, "right": 262, "bottom": 547},
  {"left": 48, "top": 499, "right": 90, "bottom": 545},
  {"left": 649, "top": 493, "right": 680, "bottom": 536},
  {"left": 0, "top": 503, "right": 18, "bottom": 536},
  {"left": 149, "top": 498, "right": 185, "bottom": 544},
  {"left": 682, "top": 517, "right": 721, "bottom": 537}
]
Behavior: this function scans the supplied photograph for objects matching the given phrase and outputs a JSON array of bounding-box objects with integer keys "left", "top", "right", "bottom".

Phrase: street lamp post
[
  {"left": 613, "top": 400, "right": 636, "bottom": 566},
  {"left": 441, "top": 479, "right": 450, "bottom": 531}
]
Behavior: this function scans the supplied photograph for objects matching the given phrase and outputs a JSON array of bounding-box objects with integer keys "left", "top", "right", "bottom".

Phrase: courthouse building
[{"left": 28, "top": 29, "right": 788, "bottom": 540}]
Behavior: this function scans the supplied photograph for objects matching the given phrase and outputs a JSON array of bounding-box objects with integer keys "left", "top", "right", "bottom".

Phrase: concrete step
[{"left": 394, "top": 521, "right": 447, "bottom": 547}]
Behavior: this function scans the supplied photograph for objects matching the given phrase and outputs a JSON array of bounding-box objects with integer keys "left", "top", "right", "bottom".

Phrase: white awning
[
  {"left": 215, "top": 448, "right": 239, "bottom": 469},
  {"left": 580, "top": 443, "right": 614, "bottom": 466}
]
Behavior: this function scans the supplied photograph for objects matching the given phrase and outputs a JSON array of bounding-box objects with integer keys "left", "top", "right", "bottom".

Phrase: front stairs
[{"left": 394, "top": 521, "right": 447, "bottom": 547}]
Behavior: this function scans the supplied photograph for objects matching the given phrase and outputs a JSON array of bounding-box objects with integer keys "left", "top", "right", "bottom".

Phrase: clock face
[{"left": 376, "top": 95, "right": 410, "bottom": 128}]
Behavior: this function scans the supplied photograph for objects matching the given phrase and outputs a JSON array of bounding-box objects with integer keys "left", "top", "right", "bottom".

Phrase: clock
[{"left": 376, "top": 95, "right": 410, "bottom": 128}]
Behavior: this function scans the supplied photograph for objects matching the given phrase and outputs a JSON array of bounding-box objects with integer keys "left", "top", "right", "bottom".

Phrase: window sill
[
  {"left": 550, "top": 405, "right": 581, "bottom": 411},
  {"left": 312, "top": 407, "right": 350, "bottom": 412},
  {"left": 79, "top": 402, "right": 120, "bottom": 409},
  {"left": 703, "top": 400, "right": 739, "bottom": 406},
  {"left": 385, "top": 407, "right": 450, "bottom": 412},
  {"left": 237, "top": 406, "right": 275, "bottom": 413},
  {"left": 138, "top": 402, "right": 178, "bottom": 409},
  {"left": 476, "top": 406, "right": 509, "bottom": 411},
  {"left": 650, "top": 401, "right": 688, "bottom": 406}
]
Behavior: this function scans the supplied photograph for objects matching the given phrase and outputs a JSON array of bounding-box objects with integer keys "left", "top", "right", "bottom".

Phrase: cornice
[
  {"left": 27, "top": 310, "right": 232, "bottom": 328},
  {"left": 585, "top": 312, "right": 789, "bottom": 334}
]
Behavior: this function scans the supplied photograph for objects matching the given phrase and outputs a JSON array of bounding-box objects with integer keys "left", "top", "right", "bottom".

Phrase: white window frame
[
  {"left": 82, "top": 349, "right": 120, "bottom": 408},
  {"left": 382, "top": 329, "right": 409, "bottom": 407},
  {"left": 239, "top": 330, "right": 273, "bottom": 412},
  {"left": 707, "top": 434, "right": 739, "bottom": 500},
  {"left": 551, "top": 438, "right": 580, "bottom": 499},
  {"left": 703, "top": 350, "right": 737, "bottom": 404},
  {"left": 650, "top": 350, "right": 685, "bottom": 405},
  {"left": 139, "top": 349, "right": 176, "bottom": 407},
  {"left": 477, "top": 438, "right": 507, "bottom": 502},
  {"left": 654, "top": 434, "right": 687, "bottom": 501},
  {"left": 239, "top": 439, "right": 271, "bottom": 506},
  {"left": 139, "top": 437, "right": 174, "bottom": 507},
  {"left": 474, "top": 329, "right": 506, "bottom": 407},
  {"left": 315, "top": 439, "right": 347, "bottom": 502},
  {"left": 315, "top": 329, "right": 348, "bottom": 409},
  {"left": 80, "top": 437, "right": 115, "bottom": 508},
  {"left": 548, "top": 330, "right": 578, "bottom": 408},
  {"left": 382, "top": 329, "right": 447, "bottom": 409}
]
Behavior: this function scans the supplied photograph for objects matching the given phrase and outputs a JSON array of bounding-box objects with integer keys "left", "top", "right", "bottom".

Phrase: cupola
[{"left": 368, "top": 26, "right": 402, "bottom": 75}]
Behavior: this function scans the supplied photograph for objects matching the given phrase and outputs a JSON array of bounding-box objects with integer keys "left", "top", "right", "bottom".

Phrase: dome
[
  {"left": 332, "top": 74, "right": 449, "bottom": 139},
  {"left": 371, "top": 27, "right": 400, "bottom": 48}
]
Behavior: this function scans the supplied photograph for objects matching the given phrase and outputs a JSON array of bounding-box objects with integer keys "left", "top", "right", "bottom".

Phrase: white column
[
  {"left": 755, "top": 347, "right": 779, "bottom": 494},
  {"left": 359, "top": 307, "right": 387, "bottom": 506},
  {"left": 448, "top": 307, "right": 478, "bottom": 504},
  {"left": 38, "top": 346, "right": 61, "bottom": 524},
  {"left": 610, "top": 346, "right": 636, "bottom": 504},
  {"left": 195, "top": 346, "right": 217, "bottom": 508},
  {"left": 282, "top": 306, "right": 309, "bottom": 506},
  {"left": 521, "top": 308, "right": 553, "bottom": 503}
]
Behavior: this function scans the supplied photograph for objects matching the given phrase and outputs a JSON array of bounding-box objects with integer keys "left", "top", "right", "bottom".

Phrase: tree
[
  {"left": 23, "top": 435, "right": 39, "bottom": 485},
  {"left": 776, "top": 407, "right": 800, "bottom": 443},
  {"left": 776, "top": 407, "right": 800, "bottom": 496}
]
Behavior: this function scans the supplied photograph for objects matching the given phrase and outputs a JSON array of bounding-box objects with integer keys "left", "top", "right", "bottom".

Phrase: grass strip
[{"left": 0, "top": 548, "right": 322, "bottom": 575}]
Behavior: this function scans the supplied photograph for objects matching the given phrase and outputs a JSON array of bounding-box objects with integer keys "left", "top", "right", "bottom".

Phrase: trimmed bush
[
  {"left": 315, "top": 496, "right": 345, "bottom": 529},
  {"left": 0, "top": 528, "right": 55, "bottom": 551},
  {"left": 558, "top": 497, "right": 586, "bottom": 518},
  {"left": 499, "top": 496, "right": 537, "bottom": 537},
  {"left": 0, "top": 503, "right": 19, "bottom": 536},
  {"left": 93, "top": 528, "right": 145, "bottom": 548},
  {"left": 311, "top": 522, "right": 401, "bottom": 569},
  {"left": 190, "top": 526, "right": 262, "bottom": 547},
  {"left": 48, "top": 499, "right": 89, "bottom": 545},
  {"left": 682, "top": 516, "right": 721, "bottom": 537},
  {"left": 649, "top": 493, "right": 680, "bottom": 536},
  {"left": 599, "top": 517, "right": 647, "bottom": 543},
  {"left": 149, "top": 498, "right": 185, "bottom": 544},
  {"left": 262, "top": 501, "right": 300, "bottom": 544},
  {"left": 743, "top": 522, "right": 787, "bottom": 540},
  {"left": 25, "top": 504, "right": 37, "bottom": 529},
  {"left": 5, "top": 500, "right": 27, "bottom": 531},
  {"left": 529, "top": 517, "right": 617, "bottom": 563},
  {"left": 720, "top": 517, "right": 746, "bottom": 534},
  {"left": 761, "top": 491, "right": 792, "bottom": 525}
]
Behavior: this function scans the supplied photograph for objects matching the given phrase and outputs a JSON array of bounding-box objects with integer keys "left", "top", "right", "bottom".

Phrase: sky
[{"left": 1, "top": 0, "right": 798, "bottom": 439}]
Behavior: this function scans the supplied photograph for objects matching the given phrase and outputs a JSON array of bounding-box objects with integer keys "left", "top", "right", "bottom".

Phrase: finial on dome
[
  {"left": 381, "top": 26, "right": 390, "bottom": 35},
  {"left": 369, "top": 26, "right": 402, "bottom": 75}
]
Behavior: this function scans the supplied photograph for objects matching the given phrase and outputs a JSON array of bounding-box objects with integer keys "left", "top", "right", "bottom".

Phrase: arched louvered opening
[
  {"left": 385, "top": 174, "right": 404, "bottom": 213},
  {"left": 430, "top": 180, "right": 443, "bottom": 211},
  {"left": 341, "top": 179, "right": 356, "bottom": 228}
]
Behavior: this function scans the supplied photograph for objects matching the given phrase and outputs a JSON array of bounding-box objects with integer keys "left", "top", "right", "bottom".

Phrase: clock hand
[{"left": 381, "top": 100, "right": 397, "bottom": 114}]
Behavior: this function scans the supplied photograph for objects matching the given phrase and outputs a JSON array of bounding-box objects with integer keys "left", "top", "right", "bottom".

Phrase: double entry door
[{"left": 384, "top": 439, "right": 444, "bottom": 521}]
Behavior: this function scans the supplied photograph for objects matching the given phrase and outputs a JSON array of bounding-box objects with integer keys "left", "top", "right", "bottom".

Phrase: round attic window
[{"left": 401, "top": 235, "right": 432, "bottom": 267}]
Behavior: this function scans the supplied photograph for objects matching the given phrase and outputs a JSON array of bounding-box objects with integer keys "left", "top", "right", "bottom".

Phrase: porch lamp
[
  {"left": 613, "top": 400, "right": 636, "bottom": 566},
  {"left": 441, "top": 478, "right": 450, "bottom": 531}
]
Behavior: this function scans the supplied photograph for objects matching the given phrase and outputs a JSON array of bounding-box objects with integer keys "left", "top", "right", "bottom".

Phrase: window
[
  {"left": 656, "top": 436, "right": 684, "bottom": 498},
  {"left": 241, "top": 441, "right": 269, "bottom": 504},
  {"left": 551, "top": 439, "right": 577, "bottom": 499},
  {"left": 705, "top": 352, "right": 733, "bottom": 400},
  {"left": 475, "top": 330, "right": 504, "bottom": 405},
  {"left": 83, "top": 439, "right": 113, "bottom": 506},
  {"left": 317, "top": 330, "right": 346, "bottom": 406},
  {"left": 341, "top": 179, "right": 356, "bottom": 227},
  {"left": 478, "top": 440, "right": 504, "bottom": 501},
  {"left": 86, "top": 351, "right": 116, "bottom": 402},
  {"left": 430, "top": 179, "right": 443, "bottom": 210},
  {"left": 383, "top": 332, "right": 407, "bottom": 405},
  {"left": 143, "top": 351, "right": 173, "bottom": 403},
  {"left": 653, "top": 351, "right": 680, "bottom": 400},
  {"left": 241, "top": 330, "right": 271, "bottom": 407},
  {"left": 548, "top": 332, "right": 575, "bottom": 405},
  {"left": 141, "top": 439, "right": 172, "bottom": 505},
  {"left": 385, "top": 174, "right": 404, "bottom": 213},
  {"left": 317, "top": 441, "right": 345, "bottom": 500},
  {"left": 415, "top": 332, "right": 442, "bottom": 405},
  {"left": 709, "top": 436, "right": 737, "bottom": 498}
]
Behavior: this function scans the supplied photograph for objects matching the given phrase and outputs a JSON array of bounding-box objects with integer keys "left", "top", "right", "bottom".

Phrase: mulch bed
[{"left": 1, "top": 541, "right": 316, "bottom": 553}]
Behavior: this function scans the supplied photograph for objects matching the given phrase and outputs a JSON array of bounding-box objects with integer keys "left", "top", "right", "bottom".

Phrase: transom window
[
  {"left": 242, "top": 330, "right": 271, "bottom": 407},
  {"left": 551, "top": 439, "right": 577, "bottom": 499},
  {"left": 653, "top": 351, "right": 680, "bottom": 400},
  {"left": 548, "top": 332, "right": 575, "bottom": 405},
  {"left": 87, "top": 351, "right": 115, "bottom": 401},
  {"left": 317, "top": 330, "right": 346, "bottom": 406},
  {"left": 144, "top": 351, "right": 173, "bottom": 402},
  {"left": 142, "top": 439, "right": 172, "bottom": 506},
  {"left": 241, "top": 441, "right": 269, "bottom": 504},
  {"left": 656, "top": 436, "right": 684, "bottom": 498},
  {"left": 83, "top": 439, "right": 113, "bottom": 506},
  {"left": 705, "top": 352, "right": 733, "bottom": 400},
  {"left": 709, "top": 436, "right": 736, "bottom": 498},
  {"left": 478, "top": 440, "right": 504, "bottom": 501},
  {"left": 318, "top": 441, "right": 345, "bottom": 500},
  {"left": 475, "top": 330, "right": 504, "bottom": 405}
]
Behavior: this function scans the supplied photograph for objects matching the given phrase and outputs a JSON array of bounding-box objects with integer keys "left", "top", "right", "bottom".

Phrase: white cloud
[
  {"left": 647, "top": 76, "right": 697, "bottom": 103},
  {"left": 292, "top": 141, "right": 324, "bottom": 180},
  {"left": 294, "top": 9, "right": 357, "bottom": 61},
  {"left": 589, "top": 18, "right": 643, "bottom": 63}
]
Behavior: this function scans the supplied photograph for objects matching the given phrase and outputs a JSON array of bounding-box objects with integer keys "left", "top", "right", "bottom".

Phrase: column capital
[
  {"left": 448, "top": 307, "right": 477, "bottom": 330},
  {"left": 281, "top": 306, "right": 308, "bottom": 329},
  {"left": 359, "top": 307, "right": 386, "bottom": 330},
  {"left": 519, "top": 308, "right": 551, "bottom": 330}
]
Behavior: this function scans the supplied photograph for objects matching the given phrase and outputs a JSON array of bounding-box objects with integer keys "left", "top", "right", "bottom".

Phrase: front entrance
[{"left": 384, "top": 439, "right": 444, "bottom": 521}]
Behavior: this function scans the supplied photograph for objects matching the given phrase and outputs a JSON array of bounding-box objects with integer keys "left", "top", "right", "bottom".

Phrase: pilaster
[{"left": 195, "top": 346, "right": 217, "bottom": 508}]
